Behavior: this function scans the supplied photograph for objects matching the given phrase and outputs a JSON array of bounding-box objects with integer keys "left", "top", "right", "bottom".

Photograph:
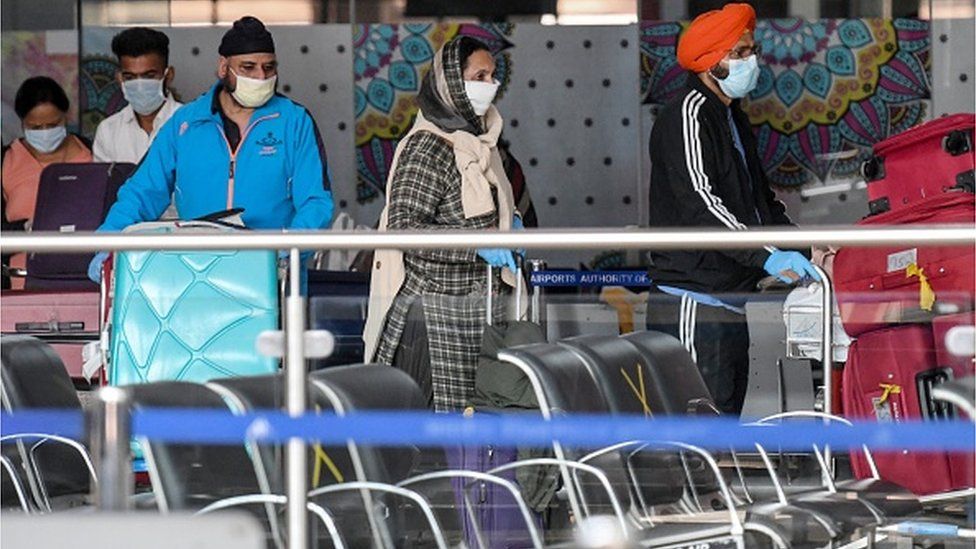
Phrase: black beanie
[{"left": 218, "top": 16, "right": 275, "bottom": 57}]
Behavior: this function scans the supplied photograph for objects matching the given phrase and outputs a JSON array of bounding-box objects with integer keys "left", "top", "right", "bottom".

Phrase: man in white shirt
[{"left": 92, "top": 27, "right": 182, "bottom": 163}]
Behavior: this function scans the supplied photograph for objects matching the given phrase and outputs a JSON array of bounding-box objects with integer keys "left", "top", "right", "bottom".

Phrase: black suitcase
[
  {"left": 307, "top": 270, "right": 369, "bottom": 368},
  {"left": 26, "top": 162, "right": 135, "bottom": 290}
]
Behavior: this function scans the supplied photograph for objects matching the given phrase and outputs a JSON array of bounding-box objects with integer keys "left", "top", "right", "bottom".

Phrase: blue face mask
[
  {"left": 715, "top": 54, "right": 760, "bottom": 99},
  {"left": 24, "top": 125, "right": 67, "bottom": 154},
  {"left": 122, "top": 77, "right": 166, "bottom": 115}
]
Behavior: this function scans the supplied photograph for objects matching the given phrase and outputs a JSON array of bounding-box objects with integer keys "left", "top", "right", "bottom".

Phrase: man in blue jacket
[{"left": 89, "top": 16, "right": 333, "bottom": 280}]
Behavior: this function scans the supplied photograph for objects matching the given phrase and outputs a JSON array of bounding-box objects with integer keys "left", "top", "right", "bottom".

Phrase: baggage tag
[
  {"left": 887, "top": 249, "right": 917, "bottom": 273},
  {"left": 81, "top": 341, "right": 102, "bottom": 381},
  {"left": 872, "top": 382, "right": 902, "bottom": 422},
  {"left": 871, "top": 398, "right": 894, "bottom": 422}
]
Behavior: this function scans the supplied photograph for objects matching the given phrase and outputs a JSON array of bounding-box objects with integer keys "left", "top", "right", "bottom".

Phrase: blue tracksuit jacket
[{"left": 100, "top": 82, "right": 334, "bottom": 232}]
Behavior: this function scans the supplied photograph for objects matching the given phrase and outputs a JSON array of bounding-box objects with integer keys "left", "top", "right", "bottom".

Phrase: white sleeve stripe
[
  {"left": 688, "top": 93, "right": 747, "bottom": 230},
  {"left": 681, "top": 91, "right": 747, "bottom": 231}
]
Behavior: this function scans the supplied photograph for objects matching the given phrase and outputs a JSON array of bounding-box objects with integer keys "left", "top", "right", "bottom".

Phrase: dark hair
[
  {"left": 14, "top": 76, "right": 70, "bottom": 119},
  {"left": 457, "top": 36, "right": 491, "bottom": 70},
  {"left": 111, "top": 27, "right": 170, "bottom": 65}
]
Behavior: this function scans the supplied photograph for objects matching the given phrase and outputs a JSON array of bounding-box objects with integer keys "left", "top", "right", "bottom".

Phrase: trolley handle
[{"left": 485, "top": 256, "right": 526, "bottom": 327}]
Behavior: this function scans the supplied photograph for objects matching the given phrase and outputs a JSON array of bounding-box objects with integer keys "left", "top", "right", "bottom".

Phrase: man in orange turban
[{"left": 645, "top": 3, "right": 818, "bottom": 415}]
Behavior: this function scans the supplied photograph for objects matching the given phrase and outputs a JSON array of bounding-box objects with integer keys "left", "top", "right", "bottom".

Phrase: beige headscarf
[{"left": 362, "top": 43, "right": 520, "bottom": 361}]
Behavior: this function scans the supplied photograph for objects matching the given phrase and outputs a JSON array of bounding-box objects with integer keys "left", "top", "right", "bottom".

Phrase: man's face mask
[
  {"left": 714, "top": 54, "right": 760, "bottom": 99},
  {"left": 464, "top": 79, "right": 500, "bottom": 116},
  {"left": 230, "top": 69, "right": 277, "bottom": 108},
  {"left": 122, "top": 77, "right": 166, "bottom": 115},
  {"left": 24, "top": 125, "right": 67, "bottom": 154}
]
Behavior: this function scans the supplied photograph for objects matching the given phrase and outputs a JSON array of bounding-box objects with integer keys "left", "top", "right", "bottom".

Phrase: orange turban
[{"left": 677, "top": 3, "right": 756, "bottom": 73}]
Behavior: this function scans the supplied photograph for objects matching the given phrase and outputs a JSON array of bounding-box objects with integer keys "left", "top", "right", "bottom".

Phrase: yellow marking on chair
[
  {"left": 310, "top": 404, "right": 345, "bottom": 487},
  {"left": 621, "top": 363, "right": 653, "bottom": 417}
]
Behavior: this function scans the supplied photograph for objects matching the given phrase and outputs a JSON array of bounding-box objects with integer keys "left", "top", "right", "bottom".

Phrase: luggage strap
[
  {"left": 905, "top": 263, "right": 936, "bottom": 312},
  {"left": 877, "top": 383, "right": 902, "bottom": 406}
]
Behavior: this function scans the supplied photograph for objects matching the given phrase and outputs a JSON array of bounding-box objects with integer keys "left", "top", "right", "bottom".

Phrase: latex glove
[
  {"left": 277, "top": 250, "right": 311, "bottom": 296},
  {"left": 477, "top": 248, "right": 517, "bottom": 273},
  {"left": 512, "top": 215, "right": 524, "bottom": 230},
  {"left": 87, "top": 252, "right": 108, "bottom": 283},
  {"left": 511, "top": 215, "right": 526, "bottom": 258},
  {"left": 763, "top": 250, "right": 820, "bottom": 284}
]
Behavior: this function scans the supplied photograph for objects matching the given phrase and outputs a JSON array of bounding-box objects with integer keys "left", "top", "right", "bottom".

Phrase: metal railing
[
  {"left": 2, "top": 225, "right": 974, "bottom": 253},
  {"left": 3, "top": 225, "right": 974, "bottom": 548}
]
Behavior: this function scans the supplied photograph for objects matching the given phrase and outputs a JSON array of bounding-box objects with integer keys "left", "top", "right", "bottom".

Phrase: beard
[{"left": 221, "top": 74, "right": 237, "bottom": 93}]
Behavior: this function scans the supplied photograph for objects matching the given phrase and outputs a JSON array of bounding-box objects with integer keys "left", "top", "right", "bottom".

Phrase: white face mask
[
  {"left": 24, "top": 125, "right": 67, "bottom": 154},
  {"left": 122, "top": 77, "right": 167, "bottom": 115},
  {"left": 230, "top": 69, "right": 277, "bottom": 108},
  {"left": 464, "top": 79, "right": 499, "bottom": 116}
]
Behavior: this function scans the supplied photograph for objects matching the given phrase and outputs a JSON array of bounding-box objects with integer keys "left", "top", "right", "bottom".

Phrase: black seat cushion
[
  {"left": 497, "top": 344, "right": 635, "bottom": 513},
  {"left": 622, "top": 331, "right": 717, "bottom": 415},
  {"left": 308, "top": 364, "right": 425, "bottom": 484},
  {"left": 124, "top": 381, "right": 263, "bottom": 510}
]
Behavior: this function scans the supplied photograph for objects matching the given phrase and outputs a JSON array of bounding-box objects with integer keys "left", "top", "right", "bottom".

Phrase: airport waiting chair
[
  {"left": 621, "top": 331, "right": 916, "bottom": 536},
  {"left": 307, "top": 364, "right": 462, "bottom": 549},
  {"left": 0, "top": 335, "right": 95, "bottom": 512},
  {"left": 123, "top": 381, "right": 267, "bottom": 512},
  {"left": 498, "top": 342, "right": 791, "bottom": 548},
  {"left": 561, "top": 334, "right": 843, "bottom": 548},
  {"left": 749, "top": 412, "right": 923, "bottom": 521},
  {"left": 1, "top": 452, "right": 32, "bottom": 512},
  {"left": 196, "top": 494, "right": 346, "bottom": 549},
  {"left": 211, "top": 366, "right": 456, "bottom": 549}
]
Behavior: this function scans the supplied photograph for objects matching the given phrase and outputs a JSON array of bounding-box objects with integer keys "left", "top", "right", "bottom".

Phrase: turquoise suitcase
[{"left": 108, "top": 222, "right": 279, "bottom": 385}]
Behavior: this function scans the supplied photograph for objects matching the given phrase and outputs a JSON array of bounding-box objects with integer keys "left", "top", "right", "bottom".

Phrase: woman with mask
[
  {"left": 2, "top": 76, "right": 92, "bottom": 289},
  {"left": 364, "top": 36, "right": 523, "bottom": 412}
]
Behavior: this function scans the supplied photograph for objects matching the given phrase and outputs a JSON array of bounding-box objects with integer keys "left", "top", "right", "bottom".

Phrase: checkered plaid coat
[{"left": 372, "top": 130, "right": 507, "bottom": 411}]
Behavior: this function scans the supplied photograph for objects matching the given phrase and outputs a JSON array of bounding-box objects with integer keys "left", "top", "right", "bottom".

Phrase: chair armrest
[
  {"left": 308, "top": 481, "right": 448, "bottom": 549},
  {"left": 486, "top": 457, "right": 630, "bottom": 535},
  {"left": 399, "top": 469, "right": 544, "bottom": 549}
]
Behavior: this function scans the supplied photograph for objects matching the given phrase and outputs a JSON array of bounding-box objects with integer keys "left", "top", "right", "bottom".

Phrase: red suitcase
[
  {"left": 861, "top": 113, "right": 975, "bottom": 216},
  {"left": 0, "top": 290, "right": 100, "bottom": 379},
  {"left": 833, "top": 193, "right": 975, "bottom": 337},
  {"left": 931, "top": 311, "right": 976, "bottom": 489},
  {"left": 842, "top": 325, "right": 971, "bottom": 495},
  {"left": 932, "top": 311, "right": 976, "bottom": 375}
]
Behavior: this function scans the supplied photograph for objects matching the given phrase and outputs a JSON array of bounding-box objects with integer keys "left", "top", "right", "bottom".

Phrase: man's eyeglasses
[{"left": 728, "top": 43, "right": 762, "bottom": 60}]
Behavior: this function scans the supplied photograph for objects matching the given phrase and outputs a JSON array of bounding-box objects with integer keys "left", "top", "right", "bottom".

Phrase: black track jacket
[{"left": 647, "top": 74, "right": 793, "bottom": 294}]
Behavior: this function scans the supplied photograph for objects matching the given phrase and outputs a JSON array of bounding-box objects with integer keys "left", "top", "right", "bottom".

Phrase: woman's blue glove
[
  {"left": 763, "top": 250, "right": 820, "bottom": 283},
  {"left": 477, "top": 248, "right": 518, "bottom": 273},
  {"left": 87, "top": 252, "right": 109, "bottom": 283},
  {"left": 511, "top": 215, "right": 526, "bottom": 258},
  {"left": 512, "top": 215, "right": 524, "bottom": 230}
]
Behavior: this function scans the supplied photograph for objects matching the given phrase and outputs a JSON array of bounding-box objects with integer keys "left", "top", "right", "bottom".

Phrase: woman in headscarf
[{"left": 363, "top": 36, "right": 522, "bottom": 412}]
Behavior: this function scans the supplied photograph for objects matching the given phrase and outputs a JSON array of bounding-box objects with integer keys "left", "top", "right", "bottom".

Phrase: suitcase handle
[
  {"left": 1, "top": 265, "right": 27, "bottom": 278},
  {"left": 860, "top": 156, "right": 885, "bottom": 182},
  {"left": 868, "top": 197, "right": 891, "bottom": 216},
  {"left": 194, "top": 208, "right": 245, "bottom": 223},
  {"left": 943, "top": 129, "right": 973, "bottom": 157},
  {"left": 485, "top": 258, "right": 526, "bottom": 327}
]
